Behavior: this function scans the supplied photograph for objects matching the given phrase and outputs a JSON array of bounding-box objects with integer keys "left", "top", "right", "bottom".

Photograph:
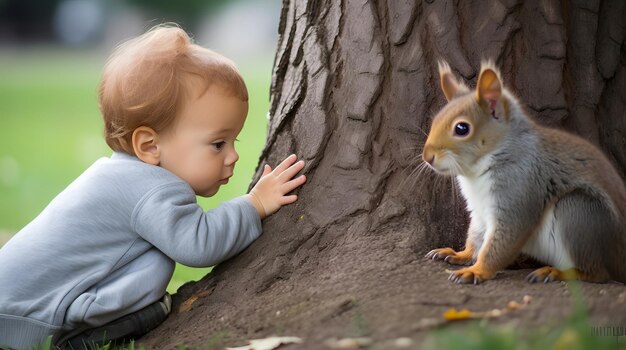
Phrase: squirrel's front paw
[
  {"left": 448, "top": 266, "right": 495, "bottom": 284},
  {"left": 425, "top": 247, "right": 473, "bottom": 265}
]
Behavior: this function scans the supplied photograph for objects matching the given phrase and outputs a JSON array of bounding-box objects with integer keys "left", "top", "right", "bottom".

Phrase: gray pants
[{"left": 64, "top": 248, "right": 174, "bottom": 329}]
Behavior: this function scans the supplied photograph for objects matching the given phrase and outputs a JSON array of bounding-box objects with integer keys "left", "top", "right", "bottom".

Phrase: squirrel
[{"left": 422, "top": 60, "right": 626, "bottom": 284}]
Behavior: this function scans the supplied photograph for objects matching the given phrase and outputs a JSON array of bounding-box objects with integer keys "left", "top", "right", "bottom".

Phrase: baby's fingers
[
  {"left": 281, "top": 175, "right": 306, "bottom": 193},
  {"left": 273, "top": 154, "right": 298, "bottom": 174},
  {"left": 262, "top": 164, "right": 272, "bottom": 176},
  {"left": 279, "top": 160, "right": 305, "bottom": 181},
  {"left": 280, "top": 194, "right": 298, "bottom": 205}
]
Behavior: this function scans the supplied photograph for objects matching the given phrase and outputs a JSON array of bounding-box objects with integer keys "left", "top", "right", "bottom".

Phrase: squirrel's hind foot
[
  {"left": 526, "top": 266, "right": 578, "bottom": 283},
  {"left": 527, "top": 266, "right": 611, "bottom": 283}
]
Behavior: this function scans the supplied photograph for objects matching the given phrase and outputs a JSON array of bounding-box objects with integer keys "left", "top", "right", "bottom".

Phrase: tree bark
[{"left": 142, "top": 0, "right": 626, "bottom": 348}]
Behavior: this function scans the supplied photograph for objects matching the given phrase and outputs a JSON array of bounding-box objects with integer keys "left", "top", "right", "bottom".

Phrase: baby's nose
[{"left": 226, "top": 149, "right": 239, "bottom": 166}]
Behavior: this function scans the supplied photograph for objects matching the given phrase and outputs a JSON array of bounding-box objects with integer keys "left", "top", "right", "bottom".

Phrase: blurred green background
[{"left": 0, "top": 0, "right": 279, "bottom": 293}]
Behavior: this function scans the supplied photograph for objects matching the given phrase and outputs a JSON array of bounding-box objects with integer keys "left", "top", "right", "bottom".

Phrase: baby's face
[{"left": 158, "top": 84, "right": 248, "bottom": 197}]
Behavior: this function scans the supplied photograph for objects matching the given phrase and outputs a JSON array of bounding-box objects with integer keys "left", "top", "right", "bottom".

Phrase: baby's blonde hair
[{"left": 99, "top": 24, "right": 248, "bottom": 155}]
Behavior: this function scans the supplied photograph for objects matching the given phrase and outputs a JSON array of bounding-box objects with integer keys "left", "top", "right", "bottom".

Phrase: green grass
[{"left": 0, "top": 47, "right": 271, "bottom": 292}]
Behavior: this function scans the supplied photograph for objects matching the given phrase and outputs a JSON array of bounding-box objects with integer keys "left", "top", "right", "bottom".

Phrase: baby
[{"left": 0, "top": 25, "right": 306, "bottom": 349}]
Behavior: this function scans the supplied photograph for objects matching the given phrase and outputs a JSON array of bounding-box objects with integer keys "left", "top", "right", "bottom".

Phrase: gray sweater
[{"left": 0, "top": 152, "right": 262, "bottom": 349}]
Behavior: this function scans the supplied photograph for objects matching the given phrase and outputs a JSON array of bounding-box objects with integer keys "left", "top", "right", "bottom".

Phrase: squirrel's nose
[
  {"left": 425, "top": 155, "right": 435, "bottom": 165},
  {"left": 423, "top": 147, "right": 435, "bottom": 165}
]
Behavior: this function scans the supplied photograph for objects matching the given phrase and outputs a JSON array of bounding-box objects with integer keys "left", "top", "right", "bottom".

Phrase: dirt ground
[{"left": 140, "top": 250, "right": 626, "bottom": 349}]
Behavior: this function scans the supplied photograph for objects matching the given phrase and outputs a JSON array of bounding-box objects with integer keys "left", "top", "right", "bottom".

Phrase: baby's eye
[{"left": 212, "top": 141, "right": 226, "bottom": 151}]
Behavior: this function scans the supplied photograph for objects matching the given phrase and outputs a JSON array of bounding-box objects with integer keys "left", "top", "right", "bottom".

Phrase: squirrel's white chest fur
[
  {"left": 457, "top": 157, "right": 496, "bottom": 259},
  {"left": 457, "top": 172, "right": 496, "bottom": 248},
  {"left": 456, "top": 156, "right": 497, "bottom": 250}
]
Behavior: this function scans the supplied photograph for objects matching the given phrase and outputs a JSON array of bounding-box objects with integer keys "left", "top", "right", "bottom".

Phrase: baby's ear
[
  {"left": 438, "top": 60, "right": 469, "bottom": 102},
  {"left": 132, "top": 126, "right": 161, "bottom": 165},
  {"left": 476, "top": 60, "right": 503, "bottom": 112}
]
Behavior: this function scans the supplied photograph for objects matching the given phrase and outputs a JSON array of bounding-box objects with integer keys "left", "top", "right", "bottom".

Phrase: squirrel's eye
[{"left": 454, "top": 122, "right": 470, "bottom": 137}]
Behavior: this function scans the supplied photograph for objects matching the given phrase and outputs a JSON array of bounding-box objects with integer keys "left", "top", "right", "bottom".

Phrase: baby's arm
[
  {"left": 246, "top": 154, "right": 306, "bottom": 219},
  {"left": 133, "top": 184, "right": 263, "bottom": 267},
  {"left": 132, "top": 155, "right": 305, "bottom": 267}
]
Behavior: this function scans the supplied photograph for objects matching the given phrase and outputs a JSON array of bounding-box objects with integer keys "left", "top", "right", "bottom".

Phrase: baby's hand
[{"left": 246, "top": 154, "right": 306, "bottom": 218}]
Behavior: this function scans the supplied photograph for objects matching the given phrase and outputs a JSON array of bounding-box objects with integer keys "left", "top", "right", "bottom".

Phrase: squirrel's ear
[
  {"left": 132, "top": 126, "right": 161, "bottom": 165},
  {"left": 438, "top": 60, "right": 468, "bottom": 102},
  {"left": 476, "top": 62, "right": 502, "bottom": 111}
]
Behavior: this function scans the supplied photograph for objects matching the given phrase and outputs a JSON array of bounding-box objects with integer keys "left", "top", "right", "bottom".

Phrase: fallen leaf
[
  {"left": 441, "top": 295, "right": 533, "bottom": 322},
  {"left": 443, "top": 308, "right": 473, "bottom": 321},
  {"left": 178, "top": 287, "right": 215, "bottom": 313},
  {"left": 178, "top": 296, "right": 198, "bottom": 313},
  {"left": 225, "top": 336, "right": 302, "bottom": 350},
  {"left": 507, "top": 301, "right": 522, "bottom": 310}
]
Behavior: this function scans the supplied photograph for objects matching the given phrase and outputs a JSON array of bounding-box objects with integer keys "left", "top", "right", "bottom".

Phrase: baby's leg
[{"left": 64, "top": 247, "right": 175, "bottom": 328}]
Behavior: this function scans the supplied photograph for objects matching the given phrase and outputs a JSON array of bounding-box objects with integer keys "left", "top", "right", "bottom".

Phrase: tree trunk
[{"left": 142, "top": 0, "right": 626, "bottom": 348}]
